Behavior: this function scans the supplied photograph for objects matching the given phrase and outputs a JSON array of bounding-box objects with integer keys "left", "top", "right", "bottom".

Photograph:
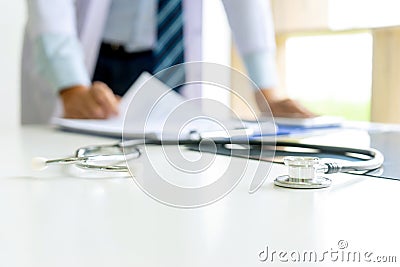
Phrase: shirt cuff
[
  {"left": 242, "top": 50, "right": 278, "bottom": 90},
  {"left": 35, "top": 34, "right": 91, "bottom": 91}
]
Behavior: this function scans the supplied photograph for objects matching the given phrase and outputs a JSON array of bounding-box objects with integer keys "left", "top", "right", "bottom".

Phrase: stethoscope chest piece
[{"left": 274, "top": 156, "right": 332, "bottom": 189}]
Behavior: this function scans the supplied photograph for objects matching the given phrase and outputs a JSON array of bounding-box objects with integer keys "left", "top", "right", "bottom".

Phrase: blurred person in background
[{"left": 21, "top": 0, "right": 313, "bottom": 124}]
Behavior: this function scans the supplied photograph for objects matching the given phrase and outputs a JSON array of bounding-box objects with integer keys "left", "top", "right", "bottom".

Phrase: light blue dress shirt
[{"left": 102, "top": 0, "right": 157, "bottom": 52}]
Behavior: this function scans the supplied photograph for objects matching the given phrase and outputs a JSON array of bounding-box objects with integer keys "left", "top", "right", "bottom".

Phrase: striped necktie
[{"left": 153, "top": 0, "right": 185, "bottom": 89}]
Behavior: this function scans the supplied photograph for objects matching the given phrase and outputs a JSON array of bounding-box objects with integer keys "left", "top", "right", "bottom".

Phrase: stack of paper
[{"left": 274, "top": 116, "right": 343, "bottom": 128}]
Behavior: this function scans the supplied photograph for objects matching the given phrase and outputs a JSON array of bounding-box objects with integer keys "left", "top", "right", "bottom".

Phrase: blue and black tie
[{"left": 153, "top": 0, "right": 185, "bottom": 89}]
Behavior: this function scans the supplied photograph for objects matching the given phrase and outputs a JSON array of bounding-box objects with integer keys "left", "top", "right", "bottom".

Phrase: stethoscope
[
  {"left": 32, "top": 138, "right": 385, "bottom": 189},
  {"left": 272, "top": 141, "right": 384, "bottom": 189}
]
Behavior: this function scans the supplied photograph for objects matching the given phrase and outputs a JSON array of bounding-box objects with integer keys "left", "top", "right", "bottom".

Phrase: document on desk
[
  {"left": 273, "top": 116, "right": 343, "bottom": 128},
  {"left": 52, "top": 72, "right": 276, "bottom": 139}
]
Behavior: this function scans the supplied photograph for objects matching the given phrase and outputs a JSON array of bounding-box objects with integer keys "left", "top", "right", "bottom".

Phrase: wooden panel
[
  {"left": 371, "top": 27, "right": 400, "bottom": 123},
  {"left": 271, "top": 0, "right": 330, "bottom": 33},
  {"left": 271, "top": 0, "right": 400, "bottom": 33}
]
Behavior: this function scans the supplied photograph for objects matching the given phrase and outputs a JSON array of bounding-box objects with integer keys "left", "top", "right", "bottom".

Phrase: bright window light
[
  {"left": 329, "top": 0, "right": 400, "bottom": 30},
  {"left": 285, "top": 32, "right": 373, "bottom": 121}
]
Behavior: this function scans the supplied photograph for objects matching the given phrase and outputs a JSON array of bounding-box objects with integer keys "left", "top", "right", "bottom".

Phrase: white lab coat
[
  {"left": 21, "top": 0, "right": 275, "bottom": 124},
  {"left": 21, "top": 0, "right": 110, "bottom": 124}
]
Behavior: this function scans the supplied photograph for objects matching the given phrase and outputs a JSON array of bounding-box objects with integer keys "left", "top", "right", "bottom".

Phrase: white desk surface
[{"left": 1, "top": 125, "right": 400, "bottom": 267}]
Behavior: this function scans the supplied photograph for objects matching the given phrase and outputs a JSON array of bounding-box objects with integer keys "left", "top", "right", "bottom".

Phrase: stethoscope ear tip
[{"left": 32, "top": 157, "right": 48, "bottom": 171}]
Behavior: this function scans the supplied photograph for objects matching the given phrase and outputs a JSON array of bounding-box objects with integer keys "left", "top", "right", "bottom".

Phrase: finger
[
  {"left": 60, "top": 85, "right": 107, "bottom": 119},
  {"left": 91, "top": 82, "right": 119, "bottom": 116},
  {"left": 294, "top": 104, "right": 316, "bottom": 118},
  {"left": 63, "top": 99, "right": 105, "bottom": 119},
  {"left": 285, "top": 99, "right": 315, "bottom": 117},
  {"left": 270, "top": 99, "right": 316, "bottom": 118},
  {"left": 278, "top": 99, "right": 316, "bottom": 118},
  {"left": 82, "top": 94, "right": 106, "bottom": 119}
]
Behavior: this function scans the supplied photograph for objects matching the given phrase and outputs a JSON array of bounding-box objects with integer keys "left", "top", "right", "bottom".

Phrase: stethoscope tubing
[{"left": 68, "top": 139, "right": 384, "bottom": 174}]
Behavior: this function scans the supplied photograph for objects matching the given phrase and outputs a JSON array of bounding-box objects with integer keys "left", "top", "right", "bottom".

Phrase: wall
[{"left": 0, "top": 0, "right": 26, "bottom": 129}]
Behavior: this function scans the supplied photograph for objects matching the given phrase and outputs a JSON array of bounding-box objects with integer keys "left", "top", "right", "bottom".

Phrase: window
[{"left": 285, "top": 32, "right": 373, "bottom": 121}]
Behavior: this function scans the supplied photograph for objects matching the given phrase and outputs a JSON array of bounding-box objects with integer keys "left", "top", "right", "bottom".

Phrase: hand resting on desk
[
  {"left": 257, "top": 88, "right": 315, "bottom": 118},
  {"left": 60, "top": 81, "right": 120, "bottom": 119}
]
